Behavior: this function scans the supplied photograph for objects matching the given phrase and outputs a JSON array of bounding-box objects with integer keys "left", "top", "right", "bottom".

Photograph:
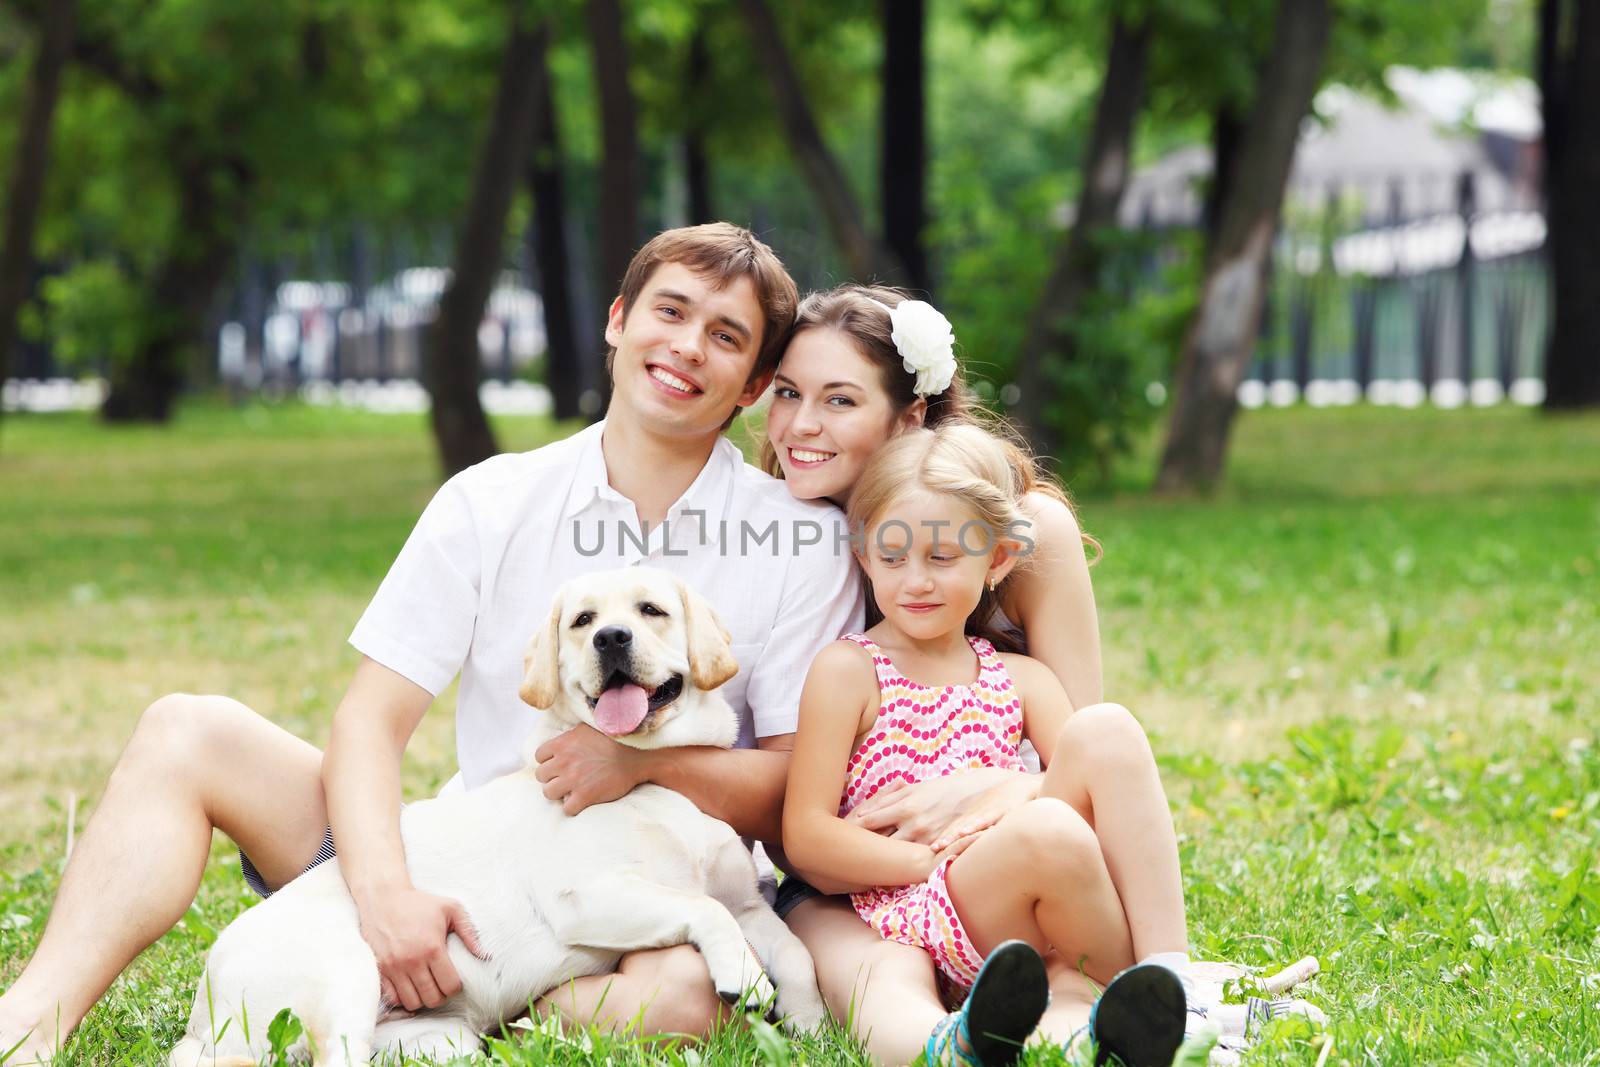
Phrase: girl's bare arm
[{"left": 782, "top": 640, "right": 936, "bottom": 894}]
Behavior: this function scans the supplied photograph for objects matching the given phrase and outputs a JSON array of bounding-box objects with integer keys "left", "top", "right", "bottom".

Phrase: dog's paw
[
  {"left": 776, "top": 994, "right": 827, "bottom": 1035},
  {"left": 716, "top": 972, "right": 779, "bottom": 1019}
]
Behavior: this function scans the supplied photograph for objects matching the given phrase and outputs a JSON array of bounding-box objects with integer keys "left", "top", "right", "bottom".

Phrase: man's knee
[
  {"left": 622, "top": 944, "right": 726, "bottom": 1037},
  {"left": 128, "top": 693, "right": 251, "bottom": 776}
]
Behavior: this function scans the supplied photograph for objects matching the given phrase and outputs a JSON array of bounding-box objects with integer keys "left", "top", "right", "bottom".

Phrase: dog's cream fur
[{"left": 170, "top": 567, "right": 824, "bottom": 1066}]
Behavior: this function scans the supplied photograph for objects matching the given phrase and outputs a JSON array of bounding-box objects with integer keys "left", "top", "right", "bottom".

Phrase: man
[{"left": 0, "top": 223, "right": 863, "bottom": 1060}]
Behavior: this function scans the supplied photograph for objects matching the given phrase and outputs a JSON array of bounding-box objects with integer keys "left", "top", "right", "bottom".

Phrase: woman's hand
[
  {"left": 928, "top": 773, "right": 1038, "bottom": 852},
  {"left": 847, "top": 769, "right": 1039, "bottom": 846}
]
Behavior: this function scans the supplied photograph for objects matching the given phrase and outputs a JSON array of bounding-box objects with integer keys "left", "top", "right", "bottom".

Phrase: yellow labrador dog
[{"left": 170, "top": 566, "right": 825, "bottom": 1066}]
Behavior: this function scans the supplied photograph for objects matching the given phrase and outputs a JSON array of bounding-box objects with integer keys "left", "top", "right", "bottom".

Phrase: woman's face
[{"left": 767, "top": 327, "right": 922, "bottom": 507}]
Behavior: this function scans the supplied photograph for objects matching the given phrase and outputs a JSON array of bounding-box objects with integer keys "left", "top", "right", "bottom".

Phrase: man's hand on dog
[
  {"left": 356, "top": 885, "right": 489, "bottom": 1012},
  {"left": 535, "top": 723, "right": 645, "bottom": 814}
]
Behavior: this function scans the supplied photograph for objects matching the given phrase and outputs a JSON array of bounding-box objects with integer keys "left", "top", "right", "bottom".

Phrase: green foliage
[
  {"left": 2, "top": 0, "right": 1535, "bottom": 428},
  {"left": 265, "top": 1006, "right": 304, "bottom": 1066},
  {"left": 29, "top": 259, "right": 149, "bottom": 369},
  {"left": 939, "top": 175, "right": 1197, "bottom": 482}
]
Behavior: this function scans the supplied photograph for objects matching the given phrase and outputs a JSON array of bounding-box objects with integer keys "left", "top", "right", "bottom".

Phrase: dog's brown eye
[
  {"left": 572, "top": 611, "right": 595, "bottom": 628},
  {"left": 638, "top": 602, "right": 667, "bottom": 618}
]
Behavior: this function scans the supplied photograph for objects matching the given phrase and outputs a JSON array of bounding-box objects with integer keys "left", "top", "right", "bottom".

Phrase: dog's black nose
[{"left": 593, "top": 625, "right": 632, "bottom": 651}]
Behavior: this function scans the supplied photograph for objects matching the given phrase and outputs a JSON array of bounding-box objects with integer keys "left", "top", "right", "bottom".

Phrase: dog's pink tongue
[{"left": 594, "top": 684, "right": 649, "bottom": 735}]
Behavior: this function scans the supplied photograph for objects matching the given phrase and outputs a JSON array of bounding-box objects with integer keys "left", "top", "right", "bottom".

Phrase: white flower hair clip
[{"left": 870, "top": 297, "right": 957, "bottom": 398}]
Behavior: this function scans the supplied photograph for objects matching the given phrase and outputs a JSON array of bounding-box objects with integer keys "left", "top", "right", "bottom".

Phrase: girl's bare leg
[
  {"left": 785, "top": 895, "right": 946, "bottom": 1066},
  {"left": 1038, "top": 703, "right": 1188, "bottom": 960},
  {"left": 945, "top": 798, "right": 1136, "bottom": 988}
]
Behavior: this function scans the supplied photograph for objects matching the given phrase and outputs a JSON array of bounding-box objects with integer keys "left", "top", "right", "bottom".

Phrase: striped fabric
[
  {"left": 239, "top": 826, "right": 336, "bottom": 899},
  {"left": 839, "top": 632, "right": 1028, "bottom": 989}
]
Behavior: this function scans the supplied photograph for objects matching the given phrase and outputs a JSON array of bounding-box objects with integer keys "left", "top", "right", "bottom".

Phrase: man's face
[{"left": 605, "top": 262, "right": 770, "bottom": 440}]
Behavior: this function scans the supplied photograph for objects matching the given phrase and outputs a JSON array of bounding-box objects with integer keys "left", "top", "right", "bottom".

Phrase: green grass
[{"left": 2, "top": 400, "right": 1598, "bottom": 1065}]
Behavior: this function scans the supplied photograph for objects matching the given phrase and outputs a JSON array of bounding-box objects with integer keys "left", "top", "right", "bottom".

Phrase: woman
[{"left": 760, "top": 285, "right": 1312, "bottom": 1064}]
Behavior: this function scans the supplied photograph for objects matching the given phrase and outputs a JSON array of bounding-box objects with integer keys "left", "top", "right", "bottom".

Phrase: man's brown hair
[{"left": 607, "top": 223, "right": 799, "bottom": 385}]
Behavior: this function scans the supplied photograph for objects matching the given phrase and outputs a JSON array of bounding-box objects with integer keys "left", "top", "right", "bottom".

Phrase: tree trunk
[
  {"left": 1202, "top": 107, "right": 1245, "bottom": 255},
  {"left": 685, "top": 135, "right": 714, "bottom": 227},
  {"left": 738, "top": 0, "right": 901, "bottom": 282},
  {"left": 684, "top": 27, "right": 715, "bottom": 225},
  {"left": 427, "top": 11, "right": 547, "bottom": 476},
  {"left": 0, "top": 0, "right": 74, "bottom": 437},
  {"left": 102, "top": 155, "right": 246, "bottom": 422},
  {"left": 1540, "top": 0, "right": 1600, "bottom": 409},
  {"left": 1012, "top": 15, "right": 1148, "bottom": 458},
  {"left": 527, "top": 22, "right": 583, "bottom": 421},
  {"left": 587, "top": 0, "right": 641, "bottom": 296},
  {"left": 586, "top": 0, "right": 640, "bottom": 415},
  {"left": 881, "top": 0, "right": 928, "bottom": 294},
  {"left": 1155, "top": 0, "right": 1332, "bottom": 493}
]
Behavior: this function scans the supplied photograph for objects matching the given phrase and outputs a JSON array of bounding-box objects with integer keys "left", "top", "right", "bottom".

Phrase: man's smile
[{"left": 647, "top": 364, "right": 703, "bottom": 396}]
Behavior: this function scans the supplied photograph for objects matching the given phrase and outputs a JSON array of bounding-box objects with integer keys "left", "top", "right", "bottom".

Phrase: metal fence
[{"left": 1230, "top": 169, "right": 1548, "bottom": 407}]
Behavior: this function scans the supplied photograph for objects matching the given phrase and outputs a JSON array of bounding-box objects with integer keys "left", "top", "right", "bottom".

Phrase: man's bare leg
[
  {"left": 536, "top": 944, "right": 731, "bottom": 1039},
  {"left": 786, "top": 895, "right": 946, "bottom": 1066},
  {"left": 0, "top": 693, "right": 331, "bottom": 1060}
]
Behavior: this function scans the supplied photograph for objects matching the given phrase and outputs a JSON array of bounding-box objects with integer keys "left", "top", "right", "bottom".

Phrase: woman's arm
[
  {"left": 1000, "top": 653, "right": 1074, "bottom": 769},
  {"left": 1006, "top": 492, "right": 1103, "bottom": 711},
  {"left": 782, "top": 641, "right": 937, "bottom": 893}
]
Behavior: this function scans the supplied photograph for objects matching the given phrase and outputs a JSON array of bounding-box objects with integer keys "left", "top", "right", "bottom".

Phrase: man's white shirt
[{"left": 349, "top": 419, "right": 866, "bottom": 791}]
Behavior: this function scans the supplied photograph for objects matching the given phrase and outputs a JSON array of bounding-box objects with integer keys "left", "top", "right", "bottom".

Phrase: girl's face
[
  {"left": 767, "top": 328, "right": 923, "bottom": 507},
  {"left": 860, "top": 489, "right": 1015, "bottom": 643}
]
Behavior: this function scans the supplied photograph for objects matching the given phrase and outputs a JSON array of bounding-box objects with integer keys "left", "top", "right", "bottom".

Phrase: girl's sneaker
[
  {"left": 1075, "top": 962, "right": 1188, "bottom": 1067},
  {"left": 925, "top": 940, "right": 1050, "bottom": 1067}
]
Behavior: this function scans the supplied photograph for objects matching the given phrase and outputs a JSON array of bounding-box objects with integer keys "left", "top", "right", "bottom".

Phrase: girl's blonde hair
[{"left": 846, "top": 422, "right": 1094, "bottom": 652}]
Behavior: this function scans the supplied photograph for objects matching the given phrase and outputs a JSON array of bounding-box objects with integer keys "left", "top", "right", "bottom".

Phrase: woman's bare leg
[
  {"left": 1033, "top": 951, "right": 1099, "bottom": 1047},
  {"left": 1039, "top": 703, "right": 1187, "bottom": 960},
  {"left": 784, "top": 895, "right": 946, "bottom": 1066},
  {"left": 0, "top": 694, "right": 331, "bottom": 1059},
  {"left": 945, "top": 798, "right": 1136, "bottom": 988}
]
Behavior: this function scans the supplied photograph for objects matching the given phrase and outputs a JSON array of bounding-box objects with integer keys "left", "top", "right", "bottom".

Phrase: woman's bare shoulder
[{"left": 1018, "top": 489, "right": 1084, "bottom": 536}]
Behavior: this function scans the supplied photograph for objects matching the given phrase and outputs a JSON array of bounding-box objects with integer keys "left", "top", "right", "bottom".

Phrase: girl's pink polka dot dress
[{"left": 838, "top": 632, "right": 1028, "bottom": 990}]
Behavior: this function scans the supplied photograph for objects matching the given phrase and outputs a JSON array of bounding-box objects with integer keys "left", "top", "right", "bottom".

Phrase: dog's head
[{"left": 519, "top": 566, "right": 741, "bottom": 748}]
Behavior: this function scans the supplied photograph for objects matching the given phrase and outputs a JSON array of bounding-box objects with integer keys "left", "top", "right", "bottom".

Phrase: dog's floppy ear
[
  {"left": 520, "top": 593, "right": 563, "bottom": 709},
  {"left": 676, "top": 578, "right": 739, "bottom": 692}
]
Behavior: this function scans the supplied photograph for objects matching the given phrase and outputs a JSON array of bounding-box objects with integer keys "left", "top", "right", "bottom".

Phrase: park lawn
[{"left": 1, "top": 401, "right": 1597, "bottom": 1065}]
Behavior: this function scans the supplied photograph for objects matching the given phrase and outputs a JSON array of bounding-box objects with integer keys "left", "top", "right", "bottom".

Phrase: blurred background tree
[{"left": 0, "top": 0, "right": 1581, "bottom": 485}]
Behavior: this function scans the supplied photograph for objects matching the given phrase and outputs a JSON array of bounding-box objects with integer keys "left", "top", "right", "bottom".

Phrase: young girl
[{"left": 782, "top": 423, "right": 1187, "bottom": 1067}]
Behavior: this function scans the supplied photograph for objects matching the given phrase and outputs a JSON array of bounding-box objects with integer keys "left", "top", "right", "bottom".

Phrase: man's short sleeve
[
  {"left": 349, "top": 477, "right": 481, "bottom": 696},
  {"left": 745, "top": 533, "right": 865, "bottom": 739}
]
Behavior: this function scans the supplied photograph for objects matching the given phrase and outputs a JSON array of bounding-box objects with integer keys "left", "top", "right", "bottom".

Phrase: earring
[{"left": 988, "top": 576, "right": 997, "bottom": 593}]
